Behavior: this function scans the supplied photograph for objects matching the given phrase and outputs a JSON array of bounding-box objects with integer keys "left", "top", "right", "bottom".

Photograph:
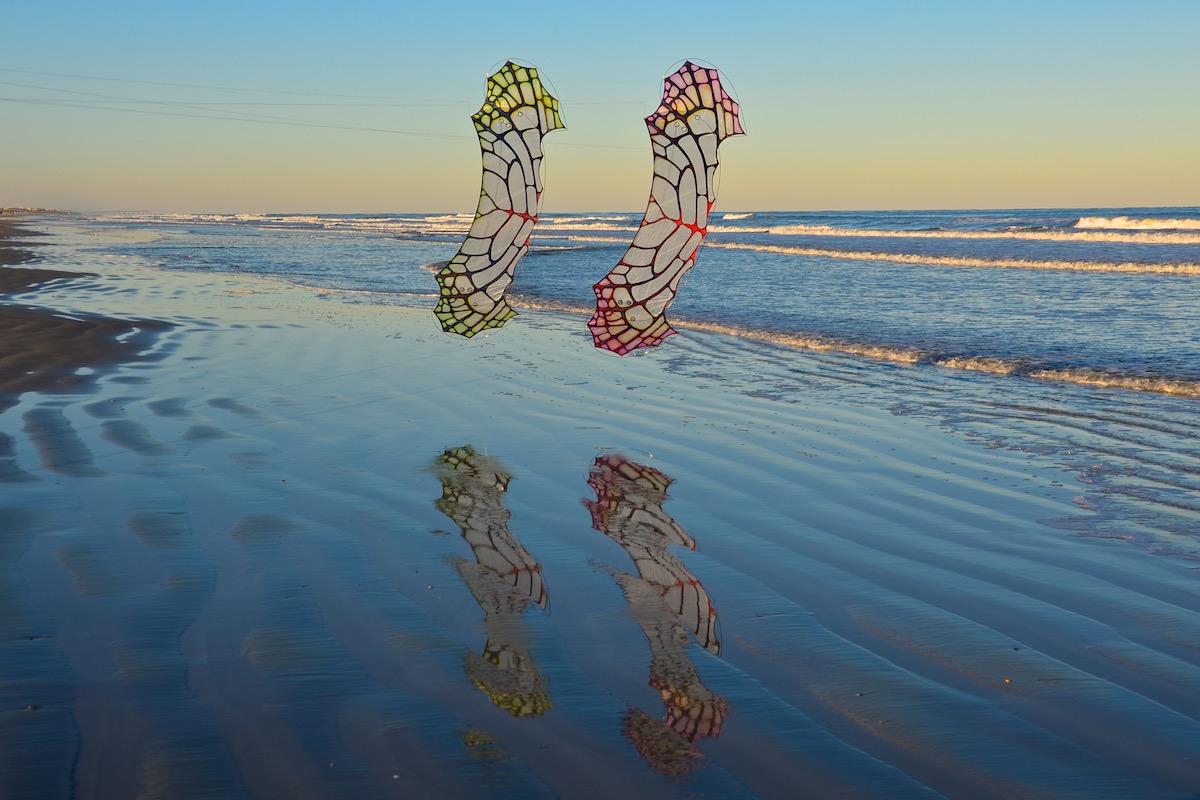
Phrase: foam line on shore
[
  {"left": 707, "top": 241, "right": 1200, "bottom": 274},
  {"left": 503, "top": 296, "right": 1200, "bottom": 398},
  {"left": 709, "top": 222, "right": 1200, "bottom": 245}
]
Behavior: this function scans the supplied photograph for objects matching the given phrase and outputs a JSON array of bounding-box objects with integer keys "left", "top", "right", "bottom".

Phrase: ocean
[{"left": 90, "top": 206, "right": 1200, "bottom": 396}]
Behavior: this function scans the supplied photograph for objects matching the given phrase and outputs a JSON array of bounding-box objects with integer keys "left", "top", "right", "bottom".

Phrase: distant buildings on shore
[{"left": 0, "top": 207, "right": 70, "bottom": 216}]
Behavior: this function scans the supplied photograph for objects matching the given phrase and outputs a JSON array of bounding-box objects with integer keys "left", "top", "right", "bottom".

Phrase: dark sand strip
[
  {"left": 0, "top": 308, "right": 171, "bottom": 405},
  {"left": 0, "top": 220, "right": 46, "bottom": 268},
  {"left": 2, "top": 229, "right": 173, "bottom": 418},
  {"left": 0, "top": 266, "right": 80, "bottom": 291}
]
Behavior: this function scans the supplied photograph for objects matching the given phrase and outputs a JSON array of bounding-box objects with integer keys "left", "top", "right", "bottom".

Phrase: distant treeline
[{"left": 0, "top": 207, "right": 70, "bottom": 216}]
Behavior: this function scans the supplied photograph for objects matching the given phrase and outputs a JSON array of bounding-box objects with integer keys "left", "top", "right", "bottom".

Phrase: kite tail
[{"left": 434, "top": 293, "right": 518, "bottom": 338}]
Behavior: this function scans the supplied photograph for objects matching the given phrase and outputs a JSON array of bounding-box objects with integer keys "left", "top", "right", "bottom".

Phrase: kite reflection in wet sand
[
  {"left": 590, "top": 62, "right": 744, "bottom": 354},
  {"left": 435, "top": 62, "right": 564, "bottom": 337},
  {"left": 432, "top": 446, "right": 551, "bottom": 717},
  {"left": 584, "top": 454, "right": 728, "bottom": 775}
]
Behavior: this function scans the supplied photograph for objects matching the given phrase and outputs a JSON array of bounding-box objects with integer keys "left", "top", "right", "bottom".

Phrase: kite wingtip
[{"left": 433, "top": 299, "right": 518, "bottom": 338}]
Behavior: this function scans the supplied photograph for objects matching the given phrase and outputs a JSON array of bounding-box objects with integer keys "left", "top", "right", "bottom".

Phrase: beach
[
  {"left": 0, "top": 232, "right": 170, "bottom": 415},
  {"left": 3, "top": 217, "right": 1200, "bottom": 798}
]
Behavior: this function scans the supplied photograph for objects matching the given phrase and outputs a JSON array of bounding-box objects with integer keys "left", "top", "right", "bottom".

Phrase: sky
[{"left": 2, "top": 0, "right": 1198, "bottom": 213}]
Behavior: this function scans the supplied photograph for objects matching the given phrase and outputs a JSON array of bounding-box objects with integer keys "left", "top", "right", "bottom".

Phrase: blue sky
[{"left": 3, "top": 0, "right": 1197, "bottom": 212}]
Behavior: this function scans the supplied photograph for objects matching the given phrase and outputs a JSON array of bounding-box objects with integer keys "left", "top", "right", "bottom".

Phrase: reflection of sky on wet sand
[{"left": 584, "top": 454, "right": 728, "bottom": 776}]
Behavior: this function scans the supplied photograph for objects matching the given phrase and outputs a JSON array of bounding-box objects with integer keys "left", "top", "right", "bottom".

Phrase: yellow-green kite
[{"left": 435, "top": 62, "right": 564, "bottom": 337}]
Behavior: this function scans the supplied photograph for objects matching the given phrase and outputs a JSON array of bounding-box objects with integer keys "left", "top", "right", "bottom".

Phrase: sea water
[{"left": 89, "top": 207, "right": 1200, "bottom": 396}]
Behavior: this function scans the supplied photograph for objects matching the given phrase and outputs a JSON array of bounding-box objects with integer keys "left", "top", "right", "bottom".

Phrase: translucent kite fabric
[
  {"left": 584, "top": 454, "right": 728, "bottom": 772},
  {"left": 432, "top": 446, "right": 551, "bottom": 717},
  {"left": 589, "top": 62, "right": 744, "bottom": 354},
  {"left": 435, "top": 63, "right": 564, "bottom": 337},
  {"left": 584, "top": 454, "right": 720, "bottom": 656},
  {"left": 432, "top": 446, "right": 547, "bottom": 611}
]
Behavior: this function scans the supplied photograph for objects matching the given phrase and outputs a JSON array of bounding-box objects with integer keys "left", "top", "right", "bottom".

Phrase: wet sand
[
  {"left": 1, "top": 221, "right": 171, "bottom": 418},
  {"left": 2, "top": 219, "right": 1200, "bottom": 798},
  {"left": 0, "top": 219, "right": 44, "bottom": 268}
]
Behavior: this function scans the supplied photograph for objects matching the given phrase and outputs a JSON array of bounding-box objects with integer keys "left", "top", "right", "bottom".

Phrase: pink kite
[{"left": 589, "top": 62, "right": 744, "bottom": 354}]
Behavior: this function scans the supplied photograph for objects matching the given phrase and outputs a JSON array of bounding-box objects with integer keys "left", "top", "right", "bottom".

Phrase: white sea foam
[
  {"left": 537, "top": 221, "right": 639, "bottom": 232},
  {"left": 705, "top": 224, "right": 765, "bottom": 234},
  {"left": 931, "top": 355, "right": 1023, "bottom": 376},
  {"left": 542, "top": 215, "right": 634, "bottom": 224},
  {"left": 541, "top": 234, "right": 632, "bottom": 244},
  {"left": 96, "top": 212, "right": 476, "bottom": 238},
  {"left": 97, "top": 212, "right": 1200, "bottom": 245},
  {"left": 758, "top": 223, "right": 1200, "bottom": 245},
  {"left": 145, "top": 213, "right": 265, "bottom": 224},
  {"left": 707, "top": 242, "right": 1200, "bottom": 275},
  {"left": 420, "top": 214, "right": 474, "bottom": 223},
  {"left": 1075, "top": 216, "right": 1200, "bottom": 231},
  {"left": 681, "top": 323, "right": 926, "bottom": 364},
  {"left": 504, "top": 298, "right": 924, "bottom": 364},
  {"left": 506, "top": 294, "right": 594, "bottom": 316},
  {"left": 1024, "top": 369, "right": 1200, "bottom": 397},
  {"left": 548, "top": 219, "right": 1200, "bottom": 248},
  {"left": 671, "top": 321, "right": 1200, "bottom": 397}
]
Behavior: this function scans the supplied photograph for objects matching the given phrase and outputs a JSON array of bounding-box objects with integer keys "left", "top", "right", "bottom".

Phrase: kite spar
[
  {"left": 589, "top": 62, "right": 744, "bottom": 354},
  {"left": 435, "top": 62, "right": 564, "bottom": 337}
]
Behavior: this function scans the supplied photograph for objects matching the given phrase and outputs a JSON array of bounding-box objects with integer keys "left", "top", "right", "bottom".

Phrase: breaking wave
[
  {"left": 541, "top": 215, "right": 635, "bottom": 224},
  {"left": 94, "top": 212, "right": 477, "bottom": 238},
  {"left": 742, "top": 223, "right": 1200, "bottom": 245},
  {"left": 1075, "top": 216, "right": 1200, "bottom": 231},
  {"left": 420, "top": 214, "right": 474, "bottom": 223},
  {"left": 536, "top": 220, "right": 638, "bottom": 232},
  {"left": 707, "top": 242, "right": 1200, "bottom": 274}
]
